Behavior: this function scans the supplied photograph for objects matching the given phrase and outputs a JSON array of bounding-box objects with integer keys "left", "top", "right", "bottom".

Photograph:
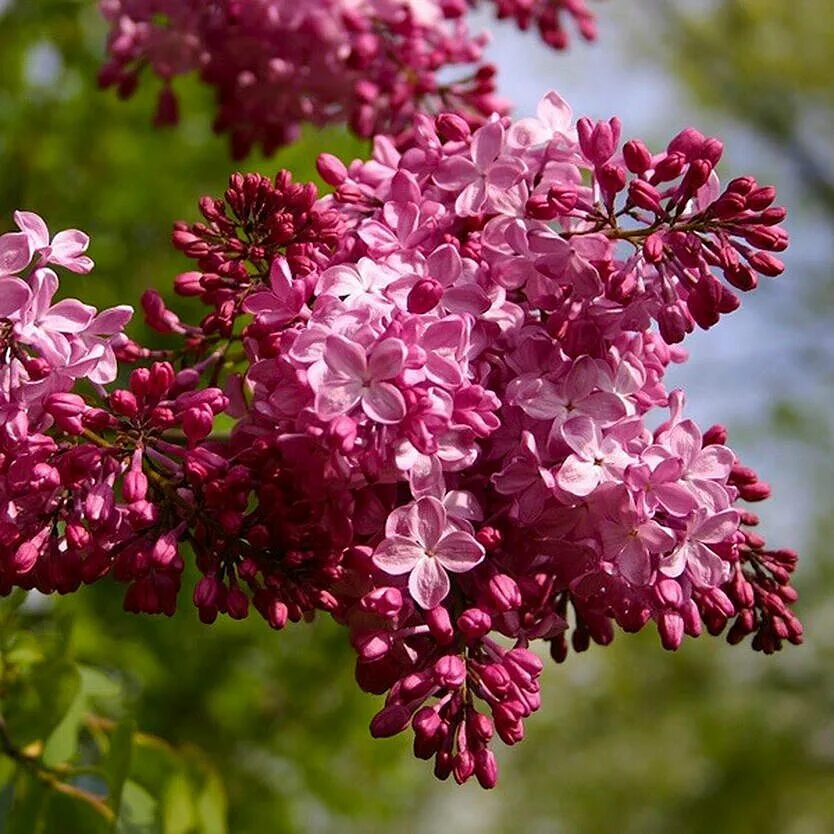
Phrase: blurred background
[{"left": 0, "top": 1, "right": 832, "bottom": 831}]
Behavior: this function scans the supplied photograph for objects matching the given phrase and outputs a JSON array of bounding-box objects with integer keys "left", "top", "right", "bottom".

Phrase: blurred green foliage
[
  {"left": 0, "top": 1, "right": 832, "bottom": 832},
  {"left": 654, "top": 0, "right": 834, "bottom": 212}
]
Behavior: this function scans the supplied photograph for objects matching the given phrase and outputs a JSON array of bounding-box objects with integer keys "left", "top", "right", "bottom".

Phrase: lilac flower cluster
[
  {"left": 97, "top": 0, "right": 598, "bottom": 158},
  {"left": 98, "top": 0, "right": 511, "bottom": 157},
  {"left": 0, "top": 89, "right": 801, "bottom": 787}
]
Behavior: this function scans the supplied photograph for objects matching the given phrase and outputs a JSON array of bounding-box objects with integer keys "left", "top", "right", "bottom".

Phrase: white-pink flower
[
  {"left": 660, "top": 508, "right": 739, "bottom": 586},
  {"left": 14, "top": 211, "right": 94, "bottom": 274},
  {"left": 372, "top": 496, "right": 485, "bottom": 609},
  {"left": 314, "top": 335, "right": 408, "bottom": 424},
  {"left": 555, "top": 415, "right": 634, "bottom": 497}
]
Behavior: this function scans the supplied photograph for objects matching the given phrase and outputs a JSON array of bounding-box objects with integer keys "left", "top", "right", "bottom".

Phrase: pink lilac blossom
[
  {"left": 0, "top": 90, "right": 802, "bottom": 788},
  {"left": 98, "top": 1, "right": 600, "bottom": 157},
  {"left": 98, "top": 0, "right": 511, "bottom": 157}
]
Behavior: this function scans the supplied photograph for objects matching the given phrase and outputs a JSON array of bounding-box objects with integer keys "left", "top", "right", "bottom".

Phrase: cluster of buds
[{"left": 0, "top": 87, "right": 801, "bottom": 787}]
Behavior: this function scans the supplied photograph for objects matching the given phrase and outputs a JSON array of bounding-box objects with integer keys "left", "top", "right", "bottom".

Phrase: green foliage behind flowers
[{"left": 0, "top": 591, "right": 228, "bottom": 833}]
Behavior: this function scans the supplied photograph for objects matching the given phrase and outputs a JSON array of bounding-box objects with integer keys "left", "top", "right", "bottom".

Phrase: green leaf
[
  {"left": 116, "top": 780, "right": 160, "bottom": 834},
  {"left": 8, "top": 770, "right": 48, "bottom": 834},
  {"left": 41, "top": 789, "right": 113, "bottom": 834},
  {"left": 41, "top": 679, "right": 86, "bottom": 767},
  {"left": 160, "top": 770, "right": 196, "bottom": 834},
  {"left": 3, "top": 660, "right": 81, "bottom": 749},
  {"left": 105, "top": 718, "right": 135, "bottom": 825}
]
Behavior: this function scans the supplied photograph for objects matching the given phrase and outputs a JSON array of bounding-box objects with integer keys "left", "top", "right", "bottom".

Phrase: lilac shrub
[{"left": 0, "top": 91, "right": 800, "bottom": 788}]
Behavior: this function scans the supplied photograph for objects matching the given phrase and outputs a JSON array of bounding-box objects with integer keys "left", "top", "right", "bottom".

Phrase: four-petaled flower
[
  {"left": 314, "top": 335, "right": 408, "bottom": 424},
  {"left": 372, "top": 496, "right": 485, "bottom": 609}
]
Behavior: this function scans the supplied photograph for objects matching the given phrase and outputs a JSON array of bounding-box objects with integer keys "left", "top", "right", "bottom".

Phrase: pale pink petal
[
  {"left": 598, "top": 520, "right": 628, "bottom": 556},
  {"left": 42, "top": 299, "right": 96, "bottom": 333},
  {"left": 455, "top": 180, "right": 487, "bottom": 216},
  {"left": 363, "top": 382, "right": 406, "bottom": 424},
  {"left": 408, "top": 556, "right": 450, "bottom": 609},
  {"left": 0, "top": 277, "right": 31, "bottom": 317},
  {"left": 694, "top": 509, "right": 739, "bottom": 544},
  {"left": 408, "top": 496, "right": 446, "bottom": 550},
  {"left": 50, "top": 229, "right": 93, "bottom": 273},
  {"left": 442, "top": 285, "right": 490, "bottom": 316},
  {"left": 434, "top": 530, "right": 484, "bottom": 573},
  {"left": 639, "top": 520, "right": 677, "bottom": 552},
  {"left": 317, "top": 265, "right": 363, "bottom": 297},
  {"left": 314, "top": 378, "right": 362, "bottom": 420},
  {"left": 433, "top": 156, "right": 478, "bottom": 190},
  {"left": 426, "top": 244, "right": 461, "bottom": 286},
  {"left": 565, "top": 356, "right": 600, "bottom": 401},
  {"left": 655, "top": 483, "right": 698, "bottom": 516},
  {"left": 555, "top": 455, "right": 600, "bottom": 496},
  {"left": 367, "top": 339, "right": 406, "bottom": 381},
  {"left": 373, "top": 536, "right": 424, "bottom": 575},
  {"left": 0, "top": 232, "right": 32, "bottom": 275},
  {"left": 324, "top": 334, "right": 366, "bottom": 379},
  {"left": 580, "top": 391, "right": 627, "bottom": 424},
  {"left": 690, "top": 445, "right": 735, "bottom": 480},
  {"left": 560, "top": 415, "right": 599, "bottom": 457},
  {"left": 537, "top": 91, "right": 573, "bottom": 134},
  {"left": 88, "top": 305, "right": 133, "bottom": 334},
  {"left": 485, "top": 159, "right": 526, "bottom": 190},
  {"left": 667, "top": 420, "right": 701, "bottom": 468},
  {"left": 686, "top": 541, "right": 727, "bottom": 587},
  {"left": 471, "top": 121, "right": 503, "bottom": 169},
  {"left": 659, "top": 544, "right": 689, "bottom": 578},
  {"left": 618, "top": 538, "right": 651, "bottom": 585},
  {"left": 13, "top": 211, "right": 49, "bottom": 249}
]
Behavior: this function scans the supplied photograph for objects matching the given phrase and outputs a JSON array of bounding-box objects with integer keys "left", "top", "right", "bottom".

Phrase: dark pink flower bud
[
  {"left": 407, "top": 278, "right": 443, "bottom": 313},
  {"left": 703, "top": 424, "right": 729, "bottom": 446},
  {"left": 487, "top": 574, "right": 521, "bottom": 612},
  {"left": 316, "top": 153, "right": 348, "bottom": 187},
  {"left": 623, "top": 139, "right": 653, "bottom": 174},
  {"left": 44, "top": 393, "right": 86, "bottom": 434},
  {"left": 194, "top": 575, "right": 224, "bottom": 610},
  {"left": 425, "top": 606, "right": 454, "bottom": 645},
  {"left": 174, "top": 271, "right": 204, "bottom": 296},
  {"left": 353, "top": 631, "right": 391, "bottom": 662},
  {"left": 658, "top": 303, "right": 692, "bottom": 344},
  {"left": 474, "top": 749, "right": 498, "bottom": 789},
  {"left": 123, "top": 469, "right": 148, "bottom": 503},
  {"left": 13, "top": 541, "right": 40, "bottom": 574},
  {"left": 226, "top": 586, "right": 249, "bottom": 620},
  {"left": 658, "top": 610, "right": 684, "bottom": 650},
  {"left": 436, "top": 112, "right": 471, "bottom": 142},
  {"left": 667, "top": 127, "right": 706, "bottom": 160},
  {"left": 360, "top": 587, "right": 404, "bottom": 619},
  {"left": 597, "top": 163, "right": 627, "bottom": 196},
  {"left": 746, "top": 251, "right": 784, "bottom": 277},
  {"left": 453, "top": 750, "right": 475, "bottom": 785},
  {"left": 458, "top": 608, "right": 492, "bottom": 639},
  {"left": 151, "top": 532, "right": 179, "bottom": 569},
  {"left": 628, "top": 179, "right": 663, "bottom": 214},
  {"left": 746, "top": 186, "right": 776, "bottom": 210},
  {"left": 652, "top": 152, "right": 686, "bottom": 183},
  {"left": 475, "top": 526, "right": 501, "bottom": 552},
  {"left": 505, "top": 647, "right": 543, "bottom": 678},
  {"left": 182, "top": 406, "right": 214, "bottom": 446},
  {"left": 642, "top": 232, "right": 665, "bottom": 263},
  {"left": 577, "top": 116, "right": 620, "bottom": 165},
  {"left": 434, "top": 655, "right": 466, "bottom": 688},
  {"left": 153, "top": 85, "right": 179, "bottom": 127},
  {"left": 370, "top": 704, "right": 411, "bottom": 738}
]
